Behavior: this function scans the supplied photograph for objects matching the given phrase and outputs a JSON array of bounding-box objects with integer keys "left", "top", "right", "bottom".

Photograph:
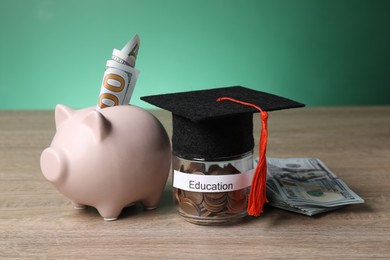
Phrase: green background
[{"left": 0, "top": 0, "right": 389, "bottom": 109}]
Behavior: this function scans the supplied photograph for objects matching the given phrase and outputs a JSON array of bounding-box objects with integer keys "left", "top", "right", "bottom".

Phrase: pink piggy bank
[{"left": 40, "top": 104, "right": 171, "bottom": 221}]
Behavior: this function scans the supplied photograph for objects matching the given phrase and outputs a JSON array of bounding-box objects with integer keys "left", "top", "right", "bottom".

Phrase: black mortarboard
[{"left": 141, "top": 86, "right": 304, "bottom": 160}]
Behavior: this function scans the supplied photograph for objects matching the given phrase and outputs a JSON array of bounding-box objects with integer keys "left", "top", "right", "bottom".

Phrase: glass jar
[{"left": 172, "top": 151, "right": 254, "bottom": 225}]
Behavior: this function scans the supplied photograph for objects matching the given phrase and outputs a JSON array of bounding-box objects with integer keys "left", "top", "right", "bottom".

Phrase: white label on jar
[{"left": 173, "top": 169, "right": 255, "bottom": 192}]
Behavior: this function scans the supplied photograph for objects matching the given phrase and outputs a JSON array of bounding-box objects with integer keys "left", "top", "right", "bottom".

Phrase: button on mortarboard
[{"left": 141, "top": 86, "right": 304, "bottom": 159}]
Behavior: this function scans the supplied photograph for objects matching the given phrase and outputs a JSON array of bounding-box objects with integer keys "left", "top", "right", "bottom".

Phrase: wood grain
[{"left": 1, "top": 107, "right": 389, "bottom": 259}]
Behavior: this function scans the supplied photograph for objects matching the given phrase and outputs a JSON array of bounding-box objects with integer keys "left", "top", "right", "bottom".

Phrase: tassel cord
[{"left": 216, "top": 97, "right": 269, "bottom": 216}]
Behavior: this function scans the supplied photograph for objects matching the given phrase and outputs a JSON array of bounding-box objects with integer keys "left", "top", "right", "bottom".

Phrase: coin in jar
[
  {"left": 186, "top": 162, "right": 206, "bottom": 173},
  {"left": 183, "top": 190, "right": 204, "bottom": 205},
  {"left": 179, "top": 197, "right": 201, "bottom": 216}
]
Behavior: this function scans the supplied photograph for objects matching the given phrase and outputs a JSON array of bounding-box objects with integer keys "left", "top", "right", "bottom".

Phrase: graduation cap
[{"left": 141, "top": 86, "right": 304, "bottom": 216}]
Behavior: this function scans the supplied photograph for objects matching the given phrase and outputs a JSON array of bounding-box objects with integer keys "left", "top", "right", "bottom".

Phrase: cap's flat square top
[{"left": 141, "top": 86, "right": 304, "bottom": 122}]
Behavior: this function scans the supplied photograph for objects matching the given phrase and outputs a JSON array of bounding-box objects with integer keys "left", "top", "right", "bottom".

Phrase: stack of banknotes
[{"left": 263, "top": 157, "right": 364, "bottom": 216}]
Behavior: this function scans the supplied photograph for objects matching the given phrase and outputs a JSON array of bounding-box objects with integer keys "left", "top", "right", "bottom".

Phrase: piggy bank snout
[{"left": 40, "top": 147, "right": 67, "bottom": 183}]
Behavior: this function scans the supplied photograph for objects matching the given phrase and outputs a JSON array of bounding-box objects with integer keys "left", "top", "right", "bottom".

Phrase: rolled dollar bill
[
  {"left": 112, "top": 34, "right": 140, "bottom": 67},
  {"left": 96, "top": 35, "right": 140, "bottom": 110}
]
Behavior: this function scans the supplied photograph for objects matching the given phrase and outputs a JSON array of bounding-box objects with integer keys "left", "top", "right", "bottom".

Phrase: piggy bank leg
[
  {"left": 72, "top": 202, "right": 87, "bottom": 210},
  {"left": 125, "top": 202, "right": 136, "bottom": 208},
  {"left": 141, "top": 193, "right": 163, "bottom": 210},
  {"left": 96, "top": 205, "right": 124, "bottom": 221}
]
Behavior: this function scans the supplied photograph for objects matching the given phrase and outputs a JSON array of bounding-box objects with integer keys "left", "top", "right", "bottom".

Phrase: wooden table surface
[{"left": 1, "top": 106, "right": 390, "bottom": 259}]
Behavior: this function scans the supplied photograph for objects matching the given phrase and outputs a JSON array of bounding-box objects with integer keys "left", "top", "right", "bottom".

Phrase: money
[
  {"left": 111, "top": 34, "right": 140, "bottom": 67},
  {"left": 173, "top": 161, "right": 249, "bottom": 224},
  {"left": 265, "top": 157, "right": 364, "bottom": 216},
  {"left": 96, "top": 35, "right": 140, "bottom": 110}
]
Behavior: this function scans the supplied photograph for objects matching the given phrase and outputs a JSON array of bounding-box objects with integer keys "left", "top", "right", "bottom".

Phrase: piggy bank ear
[
  {"left": 55, "top": 104, "right": 75, "bottom": 130},
  {"left": 83, "top": 111, "right": 111, "bottom": 142}
]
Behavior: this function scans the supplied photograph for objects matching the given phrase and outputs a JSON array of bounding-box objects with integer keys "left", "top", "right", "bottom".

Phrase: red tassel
[{"left": 216, "top": 97, "right": 269, "bottom": 216}]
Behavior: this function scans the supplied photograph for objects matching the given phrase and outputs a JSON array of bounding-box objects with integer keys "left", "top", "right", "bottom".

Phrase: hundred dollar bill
[
  {"left": 111, "top": 34, "right": 140, "bottom": 67},
  {"left": 96, "top": 35, "right": 140, "bottom": 110},
  {"left": 264, "top": 157, "right": 364, "bottom": 216}
]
